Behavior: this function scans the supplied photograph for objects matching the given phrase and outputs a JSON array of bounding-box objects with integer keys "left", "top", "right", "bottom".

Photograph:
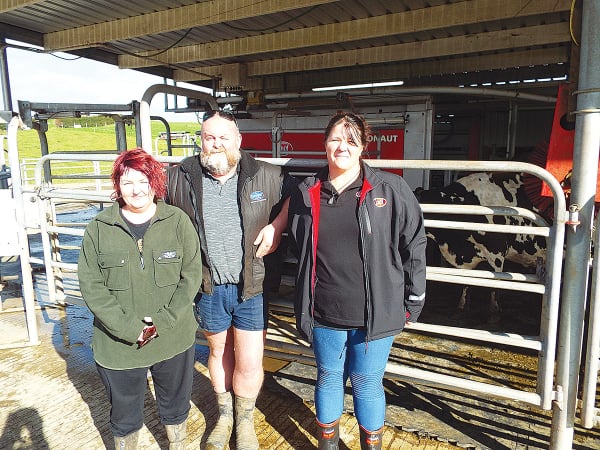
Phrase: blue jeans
[{"left": 312, "top": 326, "right": 394, "bottom": 430}]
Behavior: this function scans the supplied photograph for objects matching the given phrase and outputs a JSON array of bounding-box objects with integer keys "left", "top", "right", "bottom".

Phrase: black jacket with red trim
[{"left": 288, "top": 161, "right": 427, "bottom": 343}]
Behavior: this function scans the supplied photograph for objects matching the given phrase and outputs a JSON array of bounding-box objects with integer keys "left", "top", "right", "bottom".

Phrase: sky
[{"left": 3, "top": 42, "right": 209, "bottom": 122}]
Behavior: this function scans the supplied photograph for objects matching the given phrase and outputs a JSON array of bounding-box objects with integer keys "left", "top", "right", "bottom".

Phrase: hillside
[
  {"left": 9, "top": 120, "right": 202, "bottom": 160},
  {"left": 1, "top": 120, "right": 202, "bottom": 184}
]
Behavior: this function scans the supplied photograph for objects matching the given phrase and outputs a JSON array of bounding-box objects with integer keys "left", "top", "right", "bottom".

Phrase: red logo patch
[{"left": 373, "top": 198, "right": 387, "bottom": 207}]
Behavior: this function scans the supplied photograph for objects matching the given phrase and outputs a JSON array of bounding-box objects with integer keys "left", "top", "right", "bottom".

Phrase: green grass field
[
  {"left": 13, "top": 121, "right": 201, "bottom": 158},
  {"left": 2, "top": 120, "right": 202, "bottom": 185}
]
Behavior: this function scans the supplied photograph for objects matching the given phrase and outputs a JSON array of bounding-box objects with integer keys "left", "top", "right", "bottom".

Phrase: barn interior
[{"left": 0, "top": 0, "right": 582, "bottom": 171}]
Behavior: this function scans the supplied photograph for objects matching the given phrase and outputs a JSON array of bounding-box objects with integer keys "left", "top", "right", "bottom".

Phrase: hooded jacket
[
  {"left": 78, "top": 201, "right": 202, "bottom": 369},
  {"left": 288, "top": 162, "right": 427, "bottom": 343},
  {"left": 166, "top": 152, "right": 287, "bottom": 300}
]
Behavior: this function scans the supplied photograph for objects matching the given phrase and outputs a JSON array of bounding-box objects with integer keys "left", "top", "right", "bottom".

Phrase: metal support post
[{"left": 550, "top": 0, "right": 600, "bottom": 447}]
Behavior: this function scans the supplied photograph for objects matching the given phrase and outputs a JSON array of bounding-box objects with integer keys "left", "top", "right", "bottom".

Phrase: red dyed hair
[{"left": 111, "top": 148, "right": 166, "bottom": 205}]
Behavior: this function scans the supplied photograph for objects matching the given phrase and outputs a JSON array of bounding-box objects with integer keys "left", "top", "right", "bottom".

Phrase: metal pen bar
[
  {"left": 427, "top": 272, "right": 545, "bottom": 294},
  {"left": 426, "top": 266, "right": 541, "bottom": 283},
  {"left": 425, "top": 219, "right": 550, "bottom": 237},
  {"left": 421, "top": 204, "right": 548, "bottom": 226}
]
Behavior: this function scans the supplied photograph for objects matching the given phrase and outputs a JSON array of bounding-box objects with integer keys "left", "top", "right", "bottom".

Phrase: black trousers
[{"left": 96, "top": 345, "right": 195, "bottom": 437}]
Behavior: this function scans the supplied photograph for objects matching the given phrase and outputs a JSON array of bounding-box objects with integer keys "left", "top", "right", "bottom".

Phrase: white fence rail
[{"left": 31, "top": 154, "right": 565, "bottom": 412}]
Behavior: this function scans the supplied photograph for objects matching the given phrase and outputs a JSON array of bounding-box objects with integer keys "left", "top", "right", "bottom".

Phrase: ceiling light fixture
[{"left": 312, "top": 80, "right": 404, "bottom": 92}]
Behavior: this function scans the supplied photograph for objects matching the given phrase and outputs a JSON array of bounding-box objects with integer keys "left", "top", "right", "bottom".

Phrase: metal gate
[{"left": 32, "top": 154, "right": 570, "bottom": 411}]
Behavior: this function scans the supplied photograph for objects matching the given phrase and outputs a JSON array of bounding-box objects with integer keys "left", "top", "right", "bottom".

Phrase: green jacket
[{"left": 78, "top": 201, "right": 202, "bottom": 369}]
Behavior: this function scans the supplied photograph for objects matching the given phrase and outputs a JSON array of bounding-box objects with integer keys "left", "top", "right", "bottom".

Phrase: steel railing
[{"left": 31, "top": 154, "right": 566, "bottom": 412}]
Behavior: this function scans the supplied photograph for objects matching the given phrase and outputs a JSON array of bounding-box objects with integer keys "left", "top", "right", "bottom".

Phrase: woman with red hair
[{"left": 78, "top": 148, "right": 202, "bottom": 449}]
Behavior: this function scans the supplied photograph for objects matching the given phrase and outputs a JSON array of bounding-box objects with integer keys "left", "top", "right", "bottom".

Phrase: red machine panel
[
  {"left": 242, "top": 129, "right": 405, "bottom": 175},
  {"left": 541, "top": 83, "right": 600, "bottom": 201}
]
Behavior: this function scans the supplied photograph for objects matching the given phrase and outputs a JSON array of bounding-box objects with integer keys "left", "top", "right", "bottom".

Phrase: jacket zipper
[
  {"left": 358, "top": 196, "right": 373, "bottom": 346},
  {"left": 239, "top": 176, "right": 250, "bottom": 301},
  {"left": 308, "top": 181, "right": 321, "bottom": 337},
  {"left": 182, "top": 167, "right": 214, "bottom": 295},
  {"left": 136, "top": 238, "right": 144, "bottom": 269}
]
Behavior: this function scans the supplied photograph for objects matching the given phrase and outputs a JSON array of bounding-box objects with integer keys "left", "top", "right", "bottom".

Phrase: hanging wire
[
  {"left": 223, "top": 5, "right": 319, "bottom": 32},
  {"left": 570, "top": 0, "right": 579, "bottom": 46}
]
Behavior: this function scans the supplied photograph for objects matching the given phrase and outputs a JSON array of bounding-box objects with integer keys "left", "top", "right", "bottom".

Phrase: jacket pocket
[
  {"left": 98, "top": 252, "right": 130, "bottom": 291},
  {"left": 153, "top": 248, "right": 183, "bottom": 287},
  {"left": 251, "top": 249, "right": 265, "bottom": 283}
]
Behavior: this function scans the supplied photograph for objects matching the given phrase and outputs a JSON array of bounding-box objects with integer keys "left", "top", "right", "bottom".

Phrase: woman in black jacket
[{"left": 287, "top": 112, "right": 427, "bottom": 450}]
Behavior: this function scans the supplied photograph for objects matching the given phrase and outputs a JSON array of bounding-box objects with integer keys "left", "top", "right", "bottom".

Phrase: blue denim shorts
[{"left": 194, "top": 284, "right": 267, "bottom": 333}]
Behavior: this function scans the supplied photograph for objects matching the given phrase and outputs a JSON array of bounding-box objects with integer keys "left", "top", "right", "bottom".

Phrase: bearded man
[{"left": 166, "top": 109, "right": 292, "bottom": 450}]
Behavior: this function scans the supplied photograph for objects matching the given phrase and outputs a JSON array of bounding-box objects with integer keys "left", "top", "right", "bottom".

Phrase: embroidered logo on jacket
[
  {"left": 250, "top": 191, "right": 267, "bottom": 202},
  {"left": 161, "top": 251, "right": 178, "bottom": 259},
  {"left": 373, "top": 198, "right": 387, "bottom": 207}
]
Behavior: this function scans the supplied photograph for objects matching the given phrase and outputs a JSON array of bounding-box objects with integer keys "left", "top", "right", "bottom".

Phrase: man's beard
[{"left": 200, "top": 147, "right": 242, "bottom": 176}]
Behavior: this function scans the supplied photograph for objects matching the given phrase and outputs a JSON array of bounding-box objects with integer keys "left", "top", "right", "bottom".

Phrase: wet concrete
[
  {"left": 0, "top": 270, "right": 460, "bottom": 449},
  {"left": 1, "top": 257, "right": 600, "bottom": 449}
]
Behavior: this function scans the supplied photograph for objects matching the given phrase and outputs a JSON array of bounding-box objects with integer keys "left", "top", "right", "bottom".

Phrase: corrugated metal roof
[{"left": 0, "top": 0, "right": 574, "bottom": 102}]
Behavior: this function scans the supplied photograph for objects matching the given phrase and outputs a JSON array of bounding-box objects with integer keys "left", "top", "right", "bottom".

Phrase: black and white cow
[{"left": 417, "top": 171, "right": 548, "bottom": 321}]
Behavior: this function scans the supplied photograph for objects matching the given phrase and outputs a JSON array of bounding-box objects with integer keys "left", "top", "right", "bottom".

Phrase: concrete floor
[
  {"left": 1, "top": 265, "right": 600, "bottom": 449},
  {"left": 0, "top": 273, "right": 460, "bottom": 450}
]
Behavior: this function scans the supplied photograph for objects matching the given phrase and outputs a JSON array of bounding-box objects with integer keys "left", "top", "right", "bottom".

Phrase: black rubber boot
[
  {"left": 359, "top": 425, "right": 383, "bottom": 450},
  {"left": 316, "top": 418, "right": 340, "bottom": 449}
]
